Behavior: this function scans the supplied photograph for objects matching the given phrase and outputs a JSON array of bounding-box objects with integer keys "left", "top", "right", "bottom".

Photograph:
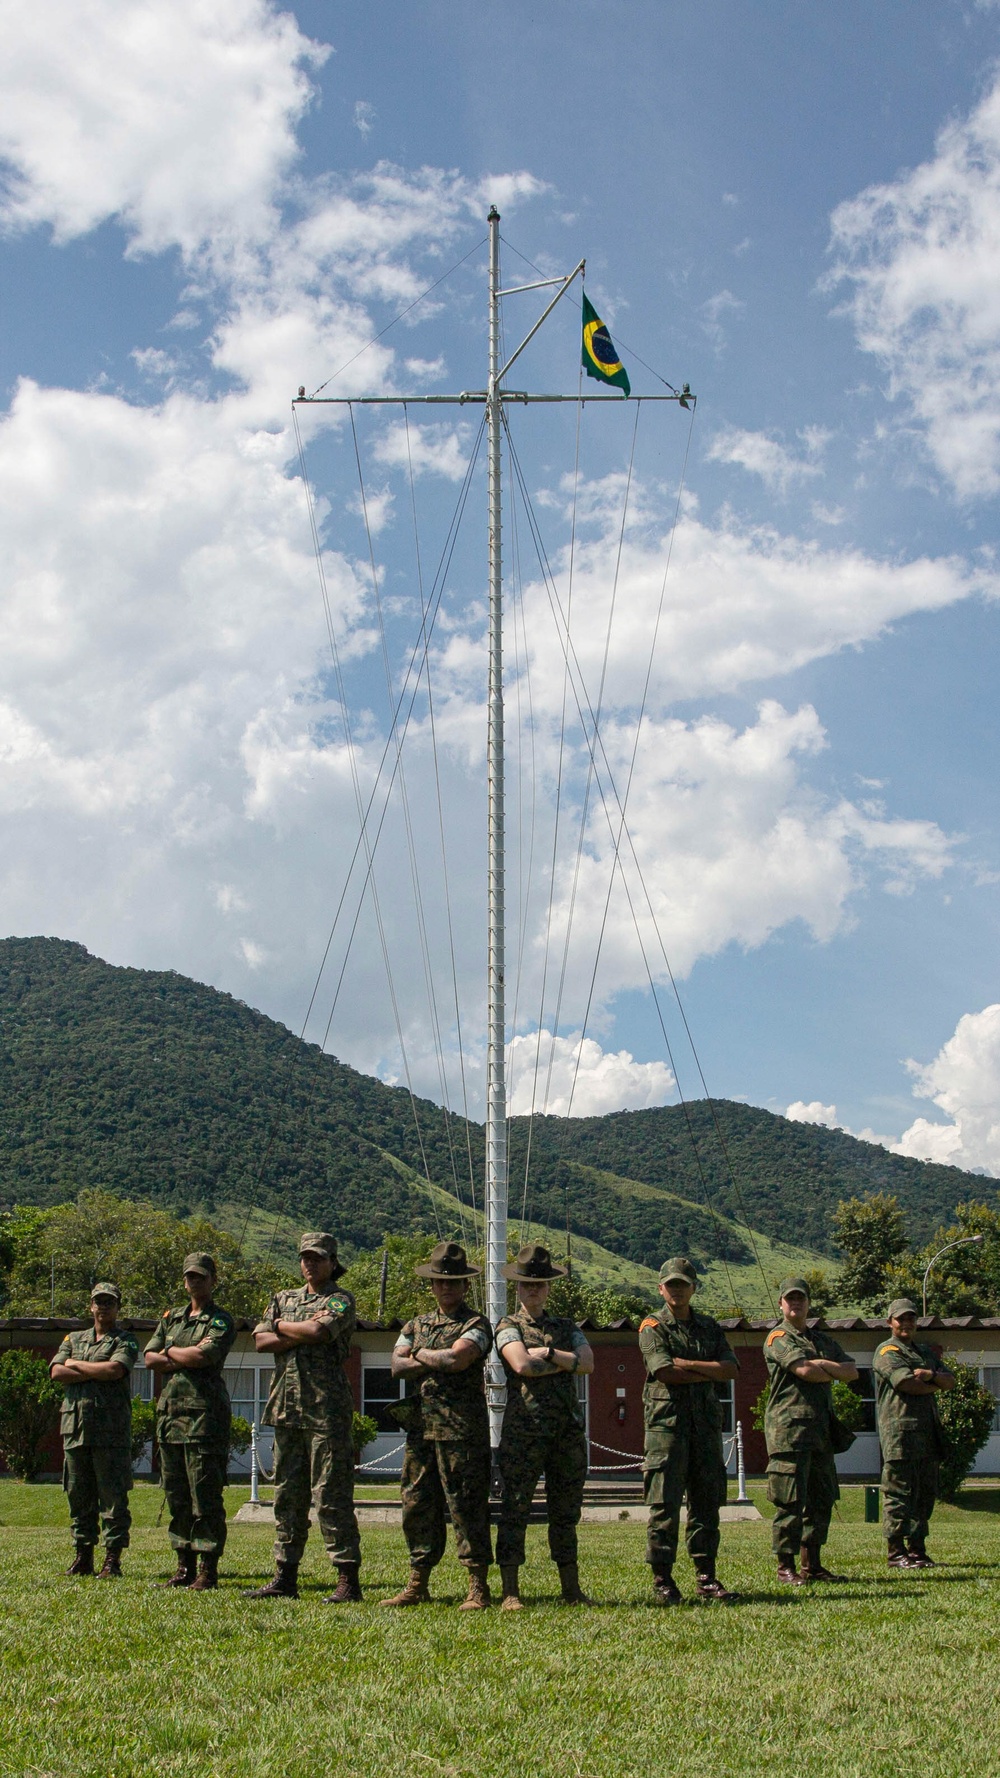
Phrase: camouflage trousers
[
  {"left": 64, "top": 1445, "right": 132, "bottom": 1554},
  {"left": 766, "top": 1447, "right": 839, "bottom": 1562},
  {"left": 271, "top": 1423, "right": 361, "bottom": 1568},
  {"left": 401, "top": 1433, "right": 492, "bottom": 1570},
  {"left": 158, "top": 1441, "right": 228, "bottom": 1556},
  {"left": 881, "top": 1455, "right": 938, "bottom": 1545},
  {"left": 496, "top": 1419, "right": 587, "bottom": 1568},
  {"left": 643, "top": 1426, "right": 727, "bottom": 1571}
]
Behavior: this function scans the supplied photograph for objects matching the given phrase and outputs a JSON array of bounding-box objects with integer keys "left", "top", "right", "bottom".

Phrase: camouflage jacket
[
  {"left": 53, "top": 1325, "right": 139, "bottom": 1450},
  {"left": 496, "top": 1305, "right": 587, "bottom": 1437},
  {"left": 395, "top": 1304, "right": 492, "bottom": 1443},
  {"left": 256, "top": 1283, "right": 356, "bottom": 1431},
  {"left": 873, "top": 1335, "right": 950, "bottom": 1460},
  {"left": 145, "top": 1300, "right": 235, "bottom": 1445},
  {"left": 639, "top": 1306, "right": 737, "bottom": 1456},
  {"left": 764, "top": 1321, "right": 850, "bottom": 1454}
]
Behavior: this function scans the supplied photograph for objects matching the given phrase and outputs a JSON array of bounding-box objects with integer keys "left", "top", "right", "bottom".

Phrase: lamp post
[{"left": 921, "top": 1234, "right": 985, "bottom": 1318}]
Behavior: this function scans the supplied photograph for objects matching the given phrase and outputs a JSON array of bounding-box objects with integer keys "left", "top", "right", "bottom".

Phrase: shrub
[
  {"left": 937, "top": 1362, "right": 996, "bottom": 1501},
  {"left": 0, "top": 1350, "right": 61, "bottom": 1480},
  {"left": 750, "top": 1378, "right": 864, "bottom": 1435},
  {"left": 129, "top": 1396, "right": 156, "bottom": 1468},
  {"left": 230, "top": 1415, "right": 253, "bottom": 1459},
  {"left": 352, "top": 1412, "right": 379, "bottom": 1462}
]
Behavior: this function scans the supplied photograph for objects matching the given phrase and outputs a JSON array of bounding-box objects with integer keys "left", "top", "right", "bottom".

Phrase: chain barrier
[{"left": 585, "top": 1429, "right": 741, "bottom": 1474}]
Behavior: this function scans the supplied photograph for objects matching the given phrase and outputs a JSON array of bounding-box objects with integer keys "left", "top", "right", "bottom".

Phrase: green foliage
[
  {"left": 546, "top": 1269, "right": 654, "bottom": 1325},
  {"left": 750, "top": 1381, "right": 769, "bottom": 1432},
  {"left": 883, "top": 1201, "right": 1000, "bottom": 1318},
  {"left": 800, "top": 1267, "right": 837, "bottom": 1318},
  {"left": 339, "top": 1234, "right": 440, "bottom": 1323},
  {"left": 1, "top": 1187, "right": 294, "bottom": 1319},
  {"left": 936, "top": 1362, "right": 997, "bottom": 1501},
  {"left": 352, "top": 1412, "right": 379, "bottom": 1460},
  {"left": 0, "top": 1348, "right": 61, "bottom": 1479},
  {"left": 831, "top": 1193, "right": 908, "bottom": 1310},
  {"left": 229, "top": 1414, "right": 252, "bottom": 1459},
  {"left": 129, "top": 1396, "right": 156, "bottom": 1467},
  {"left": 832, "top": 1378, "right": 865, "bottom": 1432}
]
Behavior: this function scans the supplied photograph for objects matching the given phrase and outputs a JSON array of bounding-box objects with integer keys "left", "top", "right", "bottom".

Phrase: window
[
  {"left": 981, "top": 1367, "right": 1000, "bottom": 1433},
  {"left": 362, "top": 1363, "right": 408, "bottom": 1432},
  {"left": 850, "top": 1369, "right": 877, "bottom": 1433},
  {"left": 222, "top": 1364, "right": 272, "bottom": 1425},
  {"left": 716, "top": 1379, "right": 734, "bottom": 1436},
  {"left": 131, "top": 1365, "right": 154, "bottom": 1401}
]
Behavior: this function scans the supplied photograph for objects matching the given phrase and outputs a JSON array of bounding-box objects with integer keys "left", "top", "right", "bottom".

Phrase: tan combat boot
[
  {"left": 458, "top": 1564, "right": 492, "bottom": 1609},
  {"left": 558, "top": 1562, "right": 594, "bottom": 1606},
  {"left": 381, "top": 1568, "right": 431, "bottom": 1607},
  {"left": 500, "top": 1565, "right": 523, "bottom": 1610}
]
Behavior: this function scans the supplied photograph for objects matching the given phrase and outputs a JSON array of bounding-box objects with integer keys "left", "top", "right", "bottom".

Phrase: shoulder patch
[
  {"left": 162, "top": 1310, "right": 170, "bottom": 1321},
  {"left": 766, "top": 1328, "right": 789, "bottom": 1346},
  {"left": 879, "top": 1344, "right": 902, "bottom": 1354},
  {"left": 211, "top": 1317, "right": 228, "bottom": 1330},
  {"left": 639, "top": 1317, "right": 659, "bottom": 1331},
  {"left": 327, "top": 1295, "right": 348, "bottom": 1312}
]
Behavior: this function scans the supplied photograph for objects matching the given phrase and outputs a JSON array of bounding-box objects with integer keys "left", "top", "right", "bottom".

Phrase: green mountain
[{"left": 0, "top": 937, "right": 988, "bottom": 1307}]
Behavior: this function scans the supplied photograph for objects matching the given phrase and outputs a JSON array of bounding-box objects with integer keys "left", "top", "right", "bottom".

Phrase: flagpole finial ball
[{"left": 488, "top": 205, "right": 500, "bottom": 222}]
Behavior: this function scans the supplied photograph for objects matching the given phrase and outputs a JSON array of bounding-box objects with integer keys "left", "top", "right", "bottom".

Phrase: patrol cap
[
  {"left": 887, "top": 1298, "right": 920, "bottom": 1320},
  {"left": 501, "top": 1243, "right": 567, "bottom": 1282},
  {"left": 659, "top": 1256, "right": 698, "bottom": 1286},
  {"left": 415, "top": 1240, "right": 481, "bottom": 1279},
  {"left": 90, "top": 1281, "right": 121, "bottom": 1304},
  {"left": 778, "top": 1276, "right": 811, "bottom": 1301},
  {"left": 181, "top": 1252, "right": 217, "bottom": 1278},
  {"left": 298, "top": 1232, "right": 346, "bottom": 1279}
]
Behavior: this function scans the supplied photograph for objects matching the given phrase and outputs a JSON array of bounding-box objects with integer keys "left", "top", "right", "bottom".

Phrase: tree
[
  {"left": 936, "top": 1362, "right": 997, "bottom": 1501},
  {"left": 546, "top": 1270, "right": 654, "bottom": 1325},
  {"left": 884, "top": 1201, "right": 1000, "bottom": 1319},
  {"left": 0, "top": 1350, "right": 61, "bottom": 1480},
  {"left": 351, "top": 1413, "right": 379, "bottom": 1462},
  {"left": 339, "top": 1234, "right": 440, "bottom": 1324},
  {"left": 831, "top": 1193, "right": 908, "bottom": 1311},
  {"left": 229, "top": 1415, "right": 252, "bottom": 1461},
  {"left": 130, "top": 1397, "right": 156, "bottom": 1469}
]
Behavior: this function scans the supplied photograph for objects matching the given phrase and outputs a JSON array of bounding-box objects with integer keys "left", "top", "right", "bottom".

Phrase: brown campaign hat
[
  {"left": 659, "top": 1256, "right": 698, "bottom": 1286},
  {"left": 90, "top": 1281, "right": 121, "bottom": 1304},
  {"left": 415, "top": 1240, "right": 481, "bottom": 1280},
  {"left": 298, "top": 1231, "right": 346, "bottom": 1279},
  {"left": 887, "top": 1298, "right": 920, "bottom": 1319},
  {"left": 778, "top": 1276, "right": 811, "bottom": 1300},
  {"left": 181, "top": 1252, "right": 217, "bottom": 1279},
  {"left": 501, "top": 1243, "right": 567, "bottom": 1282}
]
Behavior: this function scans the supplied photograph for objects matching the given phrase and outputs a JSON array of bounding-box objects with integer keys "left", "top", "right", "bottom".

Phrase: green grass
[{"left": 2, "top": 1482, "right": 998, "bottom": 1778}]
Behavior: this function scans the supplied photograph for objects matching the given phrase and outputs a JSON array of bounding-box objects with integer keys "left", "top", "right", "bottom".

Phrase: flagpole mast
[{"left": 484, "top": 205, "right": 508, "bottom": 1447}]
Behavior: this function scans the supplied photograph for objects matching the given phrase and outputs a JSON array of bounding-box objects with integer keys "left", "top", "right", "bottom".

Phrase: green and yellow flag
[{"left": 582, "top": 292, "right": 630, "bottom": 395}]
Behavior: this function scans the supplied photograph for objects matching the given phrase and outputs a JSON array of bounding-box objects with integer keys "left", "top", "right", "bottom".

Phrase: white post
[
  {"left": 735, "top": 1419, "right": 750, "bottom": 1505},
  {"left": 249, "top": 1422, "right": 260, "bottom": 1505},
  {"left": 484, "top": 204, "right": 508, "bottom": 1448}
]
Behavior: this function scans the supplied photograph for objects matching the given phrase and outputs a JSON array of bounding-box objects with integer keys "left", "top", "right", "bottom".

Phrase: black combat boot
[
  {"left": 887, "top": 1537, "right": 912, "bottom": 1569},
  {"left": 66, "top": 1547, "right": 95, "bottom": 1577},
  {"left": 244, "top": 1561, "right": 299, "bottom": 1599},
  {"left": 157, "top": 1548, "right": 197, "bottom": 1588},
  {"left": 322, "top": 1563, "right": 363, "bottom": 1604},
  {"left": 558, "top": 1562, "right": 594, "bottom": 1606},
  {"left": 650, "top": 1565, "right": 682, "bottom": 1605},
  {"left": 906, "top": 1540, "right": 933, "bottom": 1568},
  {"left": 694, "top": 1563, "right": 737, "bottom": 1602},
  {"left": 97, "top": 1551, "right": 123, "bottom": 1579},
  {"left": 800, "top": 1543, "right": 847, "bottom": 1582}
]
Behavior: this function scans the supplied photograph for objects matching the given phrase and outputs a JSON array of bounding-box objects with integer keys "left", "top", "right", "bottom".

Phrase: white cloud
[
  {"left": 707, "top": 425, "right": 830, "bottom": 495},
  {"left": 892, "top": 1005, "right": 1000, "bottom": 1174},
  {"left": 829, "top": 70, "right": 1000, "bottom": 499},
  {"left": 786, "top": 1100, "right": 839, "bottom": 1127},
  {"left": 507, "top": 1032, "right": 675, "bottom": 1117},
  {"left": 701, "top": 289, "right": 743, "bottom": 352},
  {"left": 353, "top": 101, "right": 376, "bottom": 139}
]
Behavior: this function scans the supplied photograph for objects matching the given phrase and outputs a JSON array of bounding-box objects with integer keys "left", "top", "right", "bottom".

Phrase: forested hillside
[{"left": 0, "top": 937, "right": 988, "bottom": 1271}]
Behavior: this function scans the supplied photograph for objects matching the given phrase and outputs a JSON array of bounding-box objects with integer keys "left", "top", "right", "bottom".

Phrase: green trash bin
[{"left": 865, "top": 1485, "right": 880, "bottom": 1523}]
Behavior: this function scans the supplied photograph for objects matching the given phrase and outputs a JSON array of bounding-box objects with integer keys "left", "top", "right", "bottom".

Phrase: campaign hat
[
  {"left": 501, "top": 1243, "right": 567, "bottom": 1282},
  {"left": 415, "top": 1240, "right": 480, "bottom": 1280}
]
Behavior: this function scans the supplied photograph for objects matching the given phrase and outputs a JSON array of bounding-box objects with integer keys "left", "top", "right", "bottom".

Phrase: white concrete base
[{"left": 232, "top": 1500, "right": 762, "bottom": 1526}]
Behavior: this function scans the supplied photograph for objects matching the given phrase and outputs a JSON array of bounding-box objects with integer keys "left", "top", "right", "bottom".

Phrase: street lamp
[{"left": 922, "top": 1234, "right": 985, "bottom": 1318}]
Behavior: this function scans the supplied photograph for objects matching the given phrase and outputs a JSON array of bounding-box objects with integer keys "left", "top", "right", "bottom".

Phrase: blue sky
[{"left": 3, "top": 1, "right": 1000, "bottom": 1173}]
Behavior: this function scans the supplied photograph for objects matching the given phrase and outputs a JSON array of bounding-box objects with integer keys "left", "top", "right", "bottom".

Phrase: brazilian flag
[{"left": 582, "top": 293, "right": 630, "bottom": 395}]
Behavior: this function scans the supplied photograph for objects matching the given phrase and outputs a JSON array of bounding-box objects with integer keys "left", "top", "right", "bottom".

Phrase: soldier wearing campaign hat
[
  {"left": 494, "top": 1244, "right": 595, "bottom": 1609},
  {"left": 763, "top": 1276, "right": 859, "bottom": 1585},
  {"left": 144, "top": 1253, "right": 236, "bottom": 1590},
  {"left": 382, "top": 1242, "right": 495, "bottom": 1609},
  {"left": 50, "top": 1281, "right": 139, "bottom": 1579},
  {"left": 873, "top": 1298, "right": 955, "bottom": 1568},
  {"left": 247, "top": 1232, "right": 362, "bottom": 1603},
  {"left": 638, "top": 1257, "right": 740, "bottom": 1604}
]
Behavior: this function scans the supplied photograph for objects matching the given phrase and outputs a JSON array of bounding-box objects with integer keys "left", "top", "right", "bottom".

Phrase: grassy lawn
[{"left": 1, "top": 1482, "right": 998, "bottom": 1778}]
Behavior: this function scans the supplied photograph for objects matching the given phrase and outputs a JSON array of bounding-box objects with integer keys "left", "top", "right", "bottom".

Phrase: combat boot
[
  {"left": 650, "top": 1565, "right": 682, "bottom": 1605},
  {"left": 97, "top": 1552, "right": 123, "bottom": 1580},
  {"left": 66, "top": 1547, "right": 95, "bottom": 1577},
  {"left": 189, "top": 1553, "right": 219, "bottom": 1591},
  {"left": 776, "top": 1560, "right": 806, "bottom": 1585},
  {"left": 558, "top": 1562, "right": 594, "bottom": 1606},
  {"left": 887, "top": 1538, "right": 912, "bottom": 1569},
  {"left": 458, "top": 1564, "right": 492, "bottom": 1609},
  {"left": 906, "top": 1540, "right": 933, "bottom": 1568},
  {"left": 244, "top": 1561, "right": 299, "bottom": 1599},
  {"left": 322, "top": 1562, "right": 363, "bottom": 1604},
  {"left": 381, "top": 1568, "right": 431, "bottom": 1606},
  {"left": 157, "top": 1548, "right": 197, "bottom": 1588},
  {"left": 800, "top": 1543, "right": 847, "bottom": 1583},
  {"left": 500, "top": 1565, "right": 523, "bottom": 1610},
  {"left": 694, "top": 1564, "right": 736, "bottom": 1603}
]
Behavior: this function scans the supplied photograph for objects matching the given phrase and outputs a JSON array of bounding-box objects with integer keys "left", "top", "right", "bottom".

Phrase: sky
[{"left": 3, "top": 1, "right": 1000, "bottom": 1175}]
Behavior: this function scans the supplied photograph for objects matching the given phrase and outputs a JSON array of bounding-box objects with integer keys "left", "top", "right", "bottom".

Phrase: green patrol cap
[
  {"left": 778, "top": 1276, "right": 811, "bottom": 1300},
  {"left": 182, "top": 1252, "right": 217, "bottom": 1279},
  {"left": 90, "top": 1280, "right": 121, "bottom": 1304},
  {"left": 887, "top": 1298, "right": 920, "bottom": 1319},
  {"left": 298, "top": 1231, "right": 346, "bottom": 1279},
  {"left": 501, "top": 1243, "right": 567, "bottom": 1282},
  {"left": 415, "top": 1240, "right": 481, "bottom": 1280},
  {"left": 659, "top": 1256, "right": 698, "bottom": 1286}
]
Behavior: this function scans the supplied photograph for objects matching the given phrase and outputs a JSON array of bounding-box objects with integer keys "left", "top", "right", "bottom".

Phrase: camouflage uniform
[
  {"left": 874, "top": 1334, "right": 949, "bottom": 1549},
  {"left": 145, "top": 1299, "right": 235, "bottom": 1555},
  {"left": 764, "top": 1320, "right": 850, "bottom": 1564},
  {"left": 639, "top": 1306, "right": 737, "bottom": 1572},
  {"left": 394, "top": 1305, "right": 493, "bottom": 1570},
  {"left": 495, "top": 1305, "right": 589, "bottom": 1568},
  {"left": 254, "top": 1282, "right": 361, "bottom": 1568},
  {"left": 53, "top": 1323, "right": 138, "bottom": 1557}
]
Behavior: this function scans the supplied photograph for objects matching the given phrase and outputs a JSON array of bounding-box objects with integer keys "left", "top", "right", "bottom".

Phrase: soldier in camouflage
[
  {"left": 764, "top": 1276, "right": 858, "bottom": 1584},
  {"left": 639, "top": 1257, "right": 740, "bottom": 1604},
  {"left": 50, "top": 1281, "right": 139, "bottom": 1579},
  {"left": 382, "top": 1241, "right": 494, "bottom": 1609},
  {"left": 247, "top": 1232, "right": 362, "bottom": 1603},
  {"left": 144, "top": 1252, "right": 236, "bottom": 1591},
  {"left": 495, "top": 1243, "right": 594, "bottom": 1610},
  {"left": 874, "top": 1298, "right": 954, "bottom": 1569}
]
